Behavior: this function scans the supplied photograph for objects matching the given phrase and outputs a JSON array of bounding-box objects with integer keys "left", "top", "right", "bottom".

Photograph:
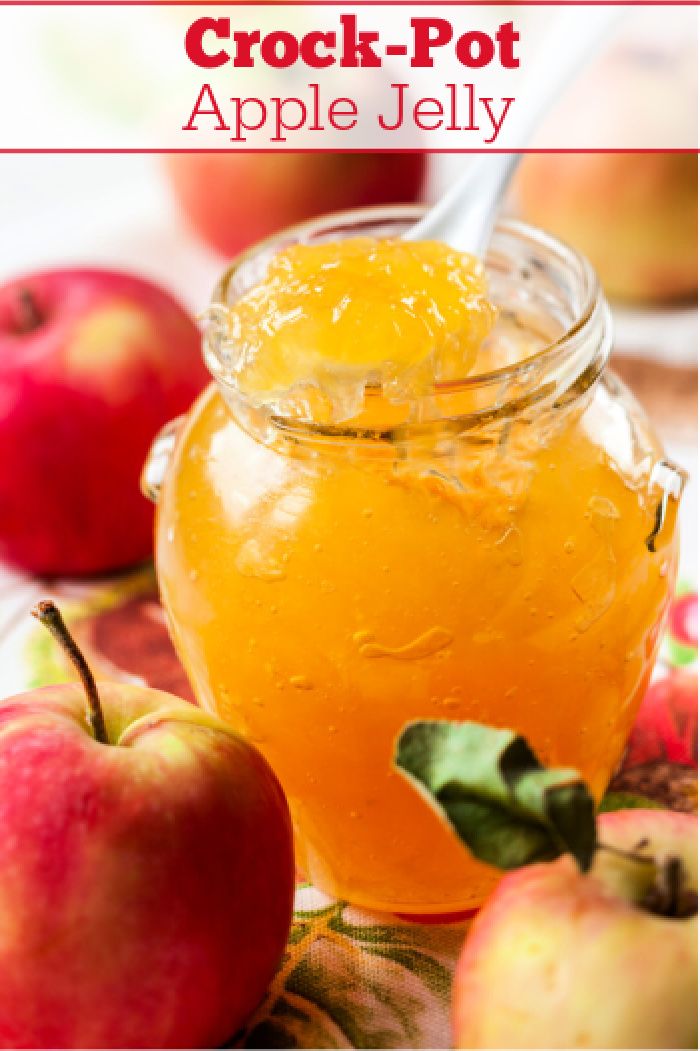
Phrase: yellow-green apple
[
  {"left": 395, "top": 720, "right": 698, "bottom": 1050},
  {"left": 452, "top": 809, "right": 697, "bottom": 1049},
  {"left": 0, "top": 601, "right": 294, "bottom": 1049},
  {"left": 514, "top": 152, "right": 698, "bottom": 304},
  {"left": 0, "top": 269, "right": 208, "bottom": 576},
  {"left": 512, "top": 33, "right": 697, "bottom": 305},
  {"left": 164, "top": 151, "right": 427, "bottom": 258}
]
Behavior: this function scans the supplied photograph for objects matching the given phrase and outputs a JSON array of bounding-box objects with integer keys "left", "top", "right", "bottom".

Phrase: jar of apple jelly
[{"left": 144, "top": 207, "right": 684, "bottom": 914}]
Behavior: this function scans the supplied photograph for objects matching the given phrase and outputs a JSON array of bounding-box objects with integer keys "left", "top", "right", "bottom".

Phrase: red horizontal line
[
  {"left": 1, "top": 1, "right": 699, "bottom": 5},
  {"left": 3, "top": 148, "right": 698, "bottom": 154}
]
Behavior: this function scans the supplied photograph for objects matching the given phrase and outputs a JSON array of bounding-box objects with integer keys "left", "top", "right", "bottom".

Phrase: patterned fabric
[
  {"left": 1, "top": 570, "right": 696, "bottom": 1049},
  {"left": 240, "top": 891, "right": 465, "bottom": 1049}
]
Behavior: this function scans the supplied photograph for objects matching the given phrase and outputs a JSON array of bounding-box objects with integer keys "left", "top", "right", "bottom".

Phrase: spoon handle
[{"left": 406, "top": 6, "right": 622, "bottom": 254}]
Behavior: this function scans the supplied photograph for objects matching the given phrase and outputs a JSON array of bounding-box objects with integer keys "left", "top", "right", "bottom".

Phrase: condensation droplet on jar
[
  {"left": 235, "top": 538, "right": 286, "bottom": 581},
  {"left": 571, "top": 553, "right": 616, "bottom": 632},
  {"left": 353, "top": 629, "right": 374, "bottom": 646},
  {"left": 495, "top": 524, "right": 524, "bottom": 566},
  {"left": 290, "top": 675, "right": 314, "bottom": 690},
  {"left": 570, "top": 495, "right": 621, "bottom": 632},
  {"left": 588, "top": 494, "right": 621, "bottom": 542},
  {"left": 356, "top": 626, "right": 453, "bottom": 660}
]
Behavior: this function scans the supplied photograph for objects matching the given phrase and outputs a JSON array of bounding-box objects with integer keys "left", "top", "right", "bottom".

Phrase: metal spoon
[{"left": 405, "top": 7, "right": 622, "bottom": 255}]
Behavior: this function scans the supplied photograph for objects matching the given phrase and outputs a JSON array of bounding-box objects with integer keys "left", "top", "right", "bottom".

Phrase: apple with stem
[
  {"left": 0, "top": 269, "right": 208, "bottom": 576},
  {"left": 395, "top": 721, "right": 698, "bottom": 1050},
  {"left": 0, "top": 601, "right": 294, "bottom": 1049}
]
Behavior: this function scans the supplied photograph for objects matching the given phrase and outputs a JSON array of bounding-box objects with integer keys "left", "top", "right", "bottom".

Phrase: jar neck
[{"left": 203, "top": 215, "right": 612, "bottom": 455}]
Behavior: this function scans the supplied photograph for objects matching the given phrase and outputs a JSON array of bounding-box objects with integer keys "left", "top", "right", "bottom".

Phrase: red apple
[
  {"left": 670, "top": 592, "right": 698, "bottom": 651},
  {"left": 453, "top": 810, "right": 697, "bottom": 1049},
  {"left": 0, "top": 269, "right": 208, "bottom": 576},
  {"left": 0, "top": 601, "right": 294, "bottom": 1049},
  {"left": 164, "top": 151, "right": 427, "bottom": 258},
  {"left": 624, "top": 669, "right": 698, "bottom": 769}
]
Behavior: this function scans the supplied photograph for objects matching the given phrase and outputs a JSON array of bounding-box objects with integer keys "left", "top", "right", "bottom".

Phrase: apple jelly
[{"left": 146, "top": 209, "right": 684, "bottom": 913}]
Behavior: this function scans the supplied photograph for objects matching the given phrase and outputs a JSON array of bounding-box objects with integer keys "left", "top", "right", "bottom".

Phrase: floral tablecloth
[{"left": 0, "top": 567, "right": 695, "bottom": 1049}]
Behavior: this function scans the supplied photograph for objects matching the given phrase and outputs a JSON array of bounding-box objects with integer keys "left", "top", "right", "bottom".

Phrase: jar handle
[
  {"left": 646, "top": 458, "right": 687, "bottom": 553},
  {"left": 141, "top": 415, "right": 186, "bottom": 505}
]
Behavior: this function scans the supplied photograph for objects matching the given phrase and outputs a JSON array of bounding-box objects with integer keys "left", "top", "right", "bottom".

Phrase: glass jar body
[
  {"left": 156, "top": 392, "right": 678, "bottom": 913},
  {"left": 153, "top": 214, "right": 681, "bottom": 913}
]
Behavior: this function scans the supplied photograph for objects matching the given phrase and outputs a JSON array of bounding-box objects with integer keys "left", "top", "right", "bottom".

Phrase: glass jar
[{"left": 144, "top": 207, "right": 684, "bottom": 914}]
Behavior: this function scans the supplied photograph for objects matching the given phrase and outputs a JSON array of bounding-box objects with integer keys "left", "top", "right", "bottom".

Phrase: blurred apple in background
[
  {"left": 164, "top": 151, "right": 427, "bottom": 258},
  {"left": 0, "top": 269, "right": 208, "bottom": 577},
  {"left": 513, "top": 29, "right": 698, "bottom": 304},
  {"left": 0, "top": 600, "right": 294, "bottom": 1048},
  {"left": 515, "top": 152, "right": 698, "bottom": 305},
  {"left": 624, "top": 668, "right": 698, "bottom": 769}
]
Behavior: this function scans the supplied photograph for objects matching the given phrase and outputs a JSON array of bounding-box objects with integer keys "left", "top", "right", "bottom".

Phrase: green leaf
[
  {"left": 394, "top": 720, "right": 596, "bottom": 873},
  {"left": 598, "top": 791, "right": 664, "bottom": 813}
]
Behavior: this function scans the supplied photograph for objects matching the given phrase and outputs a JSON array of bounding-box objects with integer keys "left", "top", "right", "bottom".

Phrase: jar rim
[{"left": 205, "top": 206, "right": 611, "bottom": 439}]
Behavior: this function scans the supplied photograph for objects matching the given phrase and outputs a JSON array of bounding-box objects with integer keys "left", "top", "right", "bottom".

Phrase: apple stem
[
  {"left": 596, "top": 839, "right": 655, "bottom": 866},
  {"left": 644, "top": 855, "right": 698, "bottom": 919},
  {"left": 31, "top": 600, "right": 109, "bottom": 745},
  {"left": 15, "top": 287, "right": 43, "bottom": 334},
  {"left": 598, "top": 839, "right": 697, "bottom": 919}
]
